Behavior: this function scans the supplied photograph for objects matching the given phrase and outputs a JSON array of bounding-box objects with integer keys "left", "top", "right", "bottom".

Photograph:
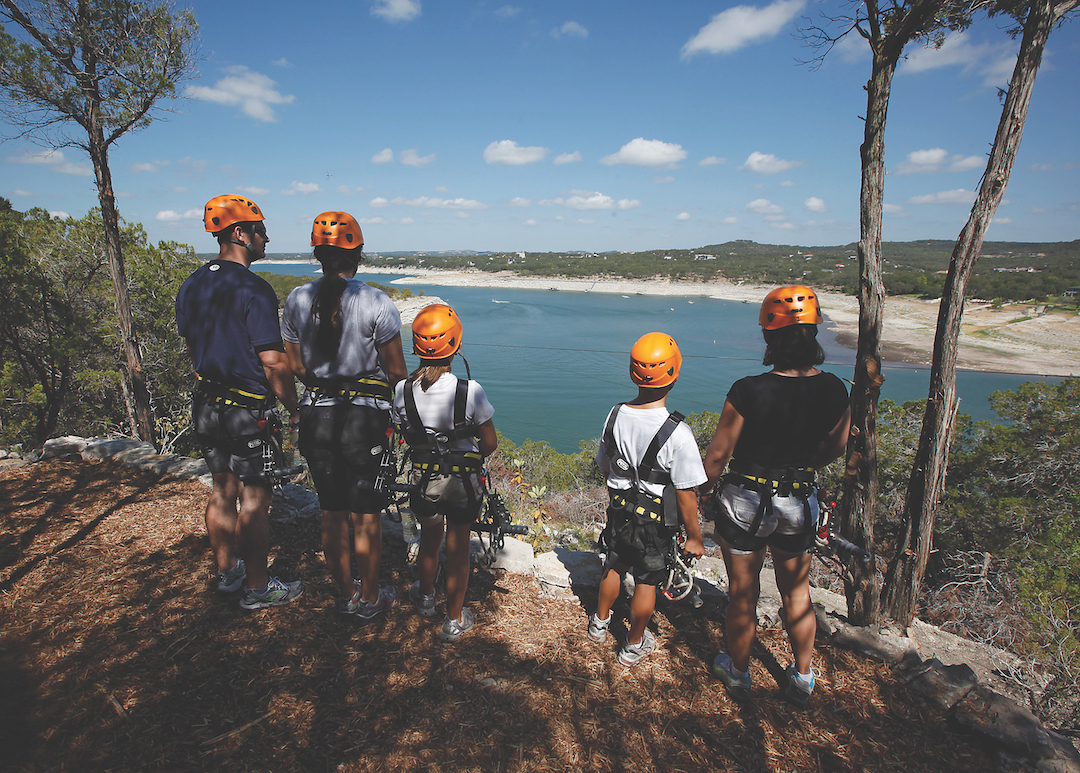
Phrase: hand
[
  {"left": 683, "top": 536, "right": 705, "bottom": 559},
  {"left": 288, "top": 411, "right": 300, "bottom": 429}
]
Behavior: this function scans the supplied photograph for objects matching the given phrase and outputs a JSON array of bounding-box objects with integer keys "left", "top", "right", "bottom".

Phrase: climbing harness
[
  {"left": 711, "top": 463, "right": 818, "bottom": 552},
  {"left": 661, "top": 531, "right": 703, "bottom": 607},
  {"left": 812, "top": 487, "right": 873, "bottom": 584},
  {"left": 307, "top": 376, "right": 392, "bottom": 403},
  {"left": 601, "top": 404, "right": 685, "bottom": 528},
  {"left": 472, "top": 473, "right": 529, "bottom": 569}
]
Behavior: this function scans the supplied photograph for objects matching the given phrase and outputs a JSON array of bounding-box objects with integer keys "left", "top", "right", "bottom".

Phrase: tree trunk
[
  {"left": 881, "top": 0, "right": 1071, "bottom": 627},
  {"left": 839, "top": 36, "right": 908, "bottom": 625},
  {"left": 87, "top": 120, "right": 156, "bottom": 443}
]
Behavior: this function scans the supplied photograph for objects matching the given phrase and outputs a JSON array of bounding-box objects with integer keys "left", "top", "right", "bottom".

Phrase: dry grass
[{"left": 0, "top": 458, "right": 999, "bottom": 773}]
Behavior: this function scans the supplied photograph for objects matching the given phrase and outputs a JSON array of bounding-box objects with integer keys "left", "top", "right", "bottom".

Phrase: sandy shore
[{"left": 374, "top": 267, "right": 1080, "bottom": 377}]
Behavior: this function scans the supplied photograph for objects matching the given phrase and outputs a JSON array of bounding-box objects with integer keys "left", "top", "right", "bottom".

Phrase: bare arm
[
  {"left": 258, "top": 348, "right": 299, "bottom": 420},
  {"left": 677, "top": 487, "right": 705, "bottom": 558},
  {"left": 283, "top": 340, "right": 307, "bottom": 383},
  {"left": 377, "top": 332, "right": 408, "bottom": 389},
  {"left": 702, "top": 400, "right": 745, "bottom": 488},
  {"left": 812, "top": 407, "right": 852, "bottom": 469},
  {"left": 476, "top": 419, "right": 498, "bottom": 457}
]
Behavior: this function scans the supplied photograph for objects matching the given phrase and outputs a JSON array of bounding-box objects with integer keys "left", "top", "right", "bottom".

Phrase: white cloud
[
  {"left": 682, "top": 0, "right": 805, "bottom": 58},
  {"left": 372, "top": 148, "right": 394, "bottom": 164},
  {"left": 722, "top": 216, "right": 738, "bottom": 224},
  {"left": 171, "top": 186, "right": 188, "bottom": 194},
  {"left": 370, "top": 197, "right": 389, "bottom": 208},
  {"left": 174, "top": 157, "right": 207, "bottom": 178},
  {"left": 237, "top": 185, "right": 269, "bottom": 196},
  {"left": 699, "top": 156, "right": 727, "bottom": 166},
  {"left": 336, "top": 185, "right": 366, "bottom": 195},
  {"left": 747, "top": 198, "right": 784, "bottom": 215},
  {"left": 741, "top": 151, "right": 802, "bottom": 175},
  {"left": 156, "top": 208, "right": 202, "bottom": 222},
  {"left": 509, "top": 197, "right": 531, "bottom": 207},
  {"left": 8, "top": 148, "right": 92, "bottom": 176},
  {"left": 434, "top": 186, "right": 450, "bottom": 193},
  {"left": 553, "top": 151, "right": 582, "bottom": 165},
  {"left": 539, "top": 190, "right": 641, "bottom": 210},
  {"left": 775, "top": 222, "right": 797, "bottom": 230},
  {"left": 371, "top": 0, "right": 421, "bottom": 22},
  {"left": 13, "top": 189, "right": 34, "bottom": 196},
  {"left": 400, "top": 217, "right": 415, "bottom": 224},
  {"left": 780, "top": 180, "right": 796, "bottom": 187},
  {"left": 130, "top": 160, "right": 167, "bottom": 174},
  {"left": 883, "top": 203, "right": 906, "bottom": 214},
  {"left": 281, "top": 181, "right": 322, "bottom": 196},
  {"left": 455, "top": 212, "right": 470, "bottom": 219},
  {"left": 525, "top": 219, "right": 538, "bottom": 226},
  {"left": 484, "top": 140, "right": 549, "bottom": 166},
  {"left": 388, "top": 196, "right": 489, "bottom": 210},
  {"left": 804, "top": 197, "right": 827, "bottom": 213},
  {"left": 185, "top": 66, "right": 295, "bottom": 122},
  {"left": 359, "top": 216, "right": 387, "bottom": 225},
  {"left": 552, "top": 21, "right": 588, "bottom": 38},
  {"left": 676, "top": 212, "right": 691, "bottom": 221},
  {"left": 908, "top": 189, "right": 976, "bottom": 205},
  {"left": 895, "top": 147, "right": 984, "bottom": 175},
  {"left": 901, "top": 32, "right": 1017, "bottom": 88},
  {"left": 48, "top": 210, "right": 70, "bottom": 220},
  {"left": 495, "top": 6, "right": 521, "bottom": 18},
  {"left": 400, "top": 149, "right": 435, "bottom": 167},
  {"left": 272, "top": 57, "right": 291, "bottom": 67},
  {"left": 653, "top": 176, "right": 675, "bottom": 184},
  {"left": 601, "top": 138, "right": 687, "bottom": 168},
  {"left": 576, "top": 218, "right": 595, "bottom": 224},
  {"left": 991, "top": 216, "right": 1013, "bottom": 225}
]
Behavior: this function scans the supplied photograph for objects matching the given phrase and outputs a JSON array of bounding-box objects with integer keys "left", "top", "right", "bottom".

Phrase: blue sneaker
[
  {"left": 784, "top": 665, "right": 816, "bottom": 707},
  {"left": 216, "top": 558, "right": 246, "bottom": 593},
  {"left": 711, "top": 653, "right": 752, "bottom": 698},
  {"left": 239, "top": 576, "right": 304, "bottom": 610}
]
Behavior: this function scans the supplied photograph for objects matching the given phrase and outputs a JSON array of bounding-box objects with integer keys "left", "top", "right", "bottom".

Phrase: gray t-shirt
[{"left": 281, "top": 278, "right": 402, "bottom": 408}]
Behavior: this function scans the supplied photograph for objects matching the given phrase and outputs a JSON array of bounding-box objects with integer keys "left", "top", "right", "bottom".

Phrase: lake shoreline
[{"left": 365, "top": 267, "right": 1079, "bottom": 378}]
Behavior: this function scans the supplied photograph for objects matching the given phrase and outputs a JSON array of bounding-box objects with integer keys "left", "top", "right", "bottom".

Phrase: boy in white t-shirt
[{"left": 589, "top": 333, "right": 706, "bottom": 666}]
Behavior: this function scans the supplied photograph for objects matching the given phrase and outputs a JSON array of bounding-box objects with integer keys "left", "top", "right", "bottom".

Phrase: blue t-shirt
[{"left": 175, "top": 260, "right": 283, "bottom": 395}]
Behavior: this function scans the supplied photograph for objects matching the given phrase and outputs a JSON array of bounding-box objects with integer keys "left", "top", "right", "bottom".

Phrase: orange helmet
[
  {"left": 204, "top": 194, "right": 263, "bottom": 233},
  {"left": 311, "top": 211, "right": 364, "bottom": 248},
  {"left": 630, "top": 332, "right": 681, "bottom": 388},
  {"left": 412, "top": 304, "right": 463, "bottom": 360},
  {"left": 759, "top": 285, "right": 823, "bottom": 330}
]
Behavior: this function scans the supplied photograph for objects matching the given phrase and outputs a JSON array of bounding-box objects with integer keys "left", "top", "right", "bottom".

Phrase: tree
[
  {"left": 883, "top": 0, "right": 1080, "bottom": 626},
  {"left": 803, "top": 0, "right": 969, "bottom": 624},
  {"left": 0, "top": 0, "right": 198, "bottom": 444}
]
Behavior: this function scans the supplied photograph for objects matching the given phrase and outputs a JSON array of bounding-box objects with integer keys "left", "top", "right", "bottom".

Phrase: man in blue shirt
[{"left": 175, "top": 194, "right": 302, "bottom": 610}]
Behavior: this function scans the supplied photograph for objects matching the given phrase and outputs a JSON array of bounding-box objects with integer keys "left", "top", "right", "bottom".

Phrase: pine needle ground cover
[{"left": 0, "top": 459, "right": 996, "bottom": 772}]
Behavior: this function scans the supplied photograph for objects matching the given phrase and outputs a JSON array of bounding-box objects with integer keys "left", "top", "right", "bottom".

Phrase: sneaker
[
  {"left": 711, "top": 653, "right": 753, "bottom": 698},
  {"left": 216, "top": 558, "right": 246, "bottom": 593},
  {"left": 784, "top": 665, "right": 816, "bottom": 707},
  {"left": 617, "top": 629, "right": 656, "bottom": 667},
  {"left": 587, "top": 613, "right": 611, "bottom": 643},
  {"left": 239, "top": 576, "right": 304, "bottom": 610},
  {"left": 439, "top": 608, "right": 475, "bottom": 642},
  {"left": 408, "top": 581, "right": 437, "bottom": 617},
  {"left": 338, "top": 579, "right": 364, "bottom": 615},
  {"left": 355, "top": 586, "right": 396, "bottom": 620}
]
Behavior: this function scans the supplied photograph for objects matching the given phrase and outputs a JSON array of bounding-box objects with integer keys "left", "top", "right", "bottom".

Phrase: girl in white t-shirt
[{"left": 393, "top": 305, "right": 498, "bottom": 643}]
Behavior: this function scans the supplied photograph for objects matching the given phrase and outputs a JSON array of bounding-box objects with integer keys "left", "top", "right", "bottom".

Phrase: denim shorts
[{"left": 713, "top": 482, "right": 818, "bottom": 555}]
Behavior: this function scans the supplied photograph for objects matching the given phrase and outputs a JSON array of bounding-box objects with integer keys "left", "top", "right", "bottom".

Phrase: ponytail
[{"left": 310, "top": 244, "right": 362, "bottom": 356}]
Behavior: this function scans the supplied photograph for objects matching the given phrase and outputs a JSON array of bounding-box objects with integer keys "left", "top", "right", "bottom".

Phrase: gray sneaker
[
  {"left": 784, "top": 665, "right": 815, "bottom": 707},
  {"left": 216, "top": 558, "right": 246, "bottom": 593},
  {"left": 439, "top": 608, "right": 475, "bottom": 642},
  {"left": 711, "top": 653, "right": 752, "bottom": 698},
  {"left": 617, "top": 629, "right": 656, "bottom": 666},
  {"left": 355, "top": 586, "right": 396, "bottom": 620},
  {"left": 239, "top": 576, "right": 304, "bottom": 610},
  {"left": 338, "top": 579, "right": 363, "bottom": 615},
  {"left": 408, "top": 581, "right": 437, "bottom": 617},
  {"left": 587, "top": 613, "right": 611, "bottom": 643}
]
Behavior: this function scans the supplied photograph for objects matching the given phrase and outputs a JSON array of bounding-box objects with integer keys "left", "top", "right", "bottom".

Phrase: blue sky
[{"left": 3, "top": 0, "right": 1078, "bottom": 254}]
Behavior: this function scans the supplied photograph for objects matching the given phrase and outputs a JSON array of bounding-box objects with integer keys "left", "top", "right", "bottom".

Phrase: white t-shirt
[
  {"left": 393, "top": 372, "right": 495, "bottom": 454},
  {"left": 596, "top": 404, "right": 707, "bottom": 498}
]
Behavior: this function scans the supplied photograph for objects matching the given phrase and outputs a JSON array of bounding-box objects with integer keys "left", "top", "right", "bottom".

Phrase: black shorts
[
  {"left": 193, "top": 397, "right": 274, "bottom": 482},
  {"left": 299, "top": 403, "right": 389, "bottom": 513},
  {"left": 602, "top": 507, "right": 674, "bottom": 586}
]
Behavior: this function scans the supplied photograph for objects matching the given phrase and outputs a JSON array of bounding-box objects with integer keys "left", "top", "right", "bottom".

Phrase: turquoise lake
[{"left": 260, "top": 263, "right": 1062, "bottom": 454}]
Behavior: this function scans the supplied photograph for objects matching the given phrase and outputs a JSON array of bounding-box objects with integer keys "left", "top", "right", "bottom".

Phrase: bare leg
[
  {"left": 205, "top": 472, "right": 240, "bottom": 572},
  {"left": 236, "top": 481, "right": 273, "bottom": 589},
  {"left": 626, "top": 582, "right": 657, "bottom": 647},
  {"left": 595, "top": 562, "right": 628, "bottom": 623},
  {"left": 772, "top": 548, "right": 815, "bottom": 674},
  {"left": 352, "top": 512, "right": 382, "bottom": 604},
  {"left": 417, "top": 516, "right": 445, "bottom": 596},
  {"left": 321, "top": 509, "right": 354, "bottom": 598},
  {"left": 443, "top": 521, "right": 472, "bottom": 621},
  {"left": 720, "top": 541, "right": 767, "bottom": 673}
]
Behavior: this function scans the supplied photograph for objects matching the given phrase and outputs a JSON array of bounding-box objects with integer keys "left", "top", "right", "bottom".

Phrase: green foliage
[
  {"left": 254, "top": 273, "right": 420, "bottom": 309},
  {"left": 492, "top": 432, "right": 602, "bottom": 492}
]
